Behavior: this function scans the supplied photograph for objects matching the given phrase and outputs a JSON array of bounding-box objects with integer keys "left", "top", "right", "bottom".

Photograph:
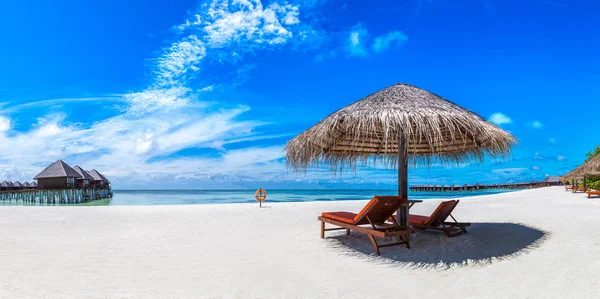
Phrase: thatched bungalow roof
[
  {"left": 32, "top": 182, "right": 38, "bottom": 187},
  {"left": 286, "top": 83, "right": 515, "bottom": 171},
  {"left": 33, "top": 160, "right": 82, "bottom": 180},
  {"left": 88, "top": 169, "right": 109, "bottom": 183},
  {"left": 13, "top": 181, "right": 24, "bottom": 188},
  {"left": 72, "top": 165, "right": 94, "bottom": 181},
  {"left": 24, "top": 181, "right": 31, "bottom": 187},
  {"left": 562, "top": 155, "right": 600, "bottom": 180},
  {"left": 1, "top": 181, "right": 11, "bottom": 188},
  {"left": 541, "top": 176, "right": 561, "bottom": 183}
]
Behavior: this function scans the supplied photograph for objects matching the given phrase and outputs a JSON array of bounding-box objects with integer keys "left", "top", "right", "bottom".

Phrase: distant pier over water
[
  {"left": 0, "top": 160, "right": 112, "bottom": 205},
  {"left": 410, "top": 176, "right": 563, "bottom": 192}
]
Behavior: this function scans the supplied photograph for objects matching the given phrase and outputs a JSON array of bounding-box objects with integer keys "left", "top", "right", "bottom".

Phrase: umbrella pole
[
  {"left": 397, "top": 133, "right": 409, "bottom": 227},
  {"left": 584, "top": 176, "right": 587, "bottom": 187}
]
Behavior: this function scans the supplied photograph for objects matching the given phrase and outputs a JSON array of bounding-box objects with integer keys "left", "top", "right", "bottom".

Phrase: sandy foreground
[{"left": 1, "top": 186, "right": 599, "bottom": 298}]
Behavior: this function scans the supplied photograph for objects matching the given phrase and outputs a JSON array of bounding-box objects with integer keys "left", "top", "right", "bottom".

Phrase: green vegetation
[
  {"left": 567, "top": 147, "right": 600, "bottom": 189},
  {"left": 587, "top": 145, "right": 600, "bottom": 188},
  {"left": 585, "top": 145, "right": 600, "bottom": 162}
]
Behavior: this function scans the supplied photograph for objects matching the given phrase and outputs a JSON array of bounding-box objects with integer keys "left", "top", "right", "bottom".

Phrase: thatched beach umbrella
[
  {"left": 286, "top": 83, "right": 515, "bottom": 225},
  {"left": 562, "top": 155, "right": 600, "bottom": 185}
]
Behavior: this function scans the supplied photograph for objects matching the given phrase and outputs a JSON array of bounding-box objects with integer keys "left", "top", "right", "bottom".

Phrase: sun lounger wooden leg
[
  {"left": 367, "top": 234, "right": 380, "bottom": 255},
  {"left": 346, "top": 229, "right": 350, "bottom": 235},
  {"left": 320, "top": 221, "right": 325, "bottom": 239}
]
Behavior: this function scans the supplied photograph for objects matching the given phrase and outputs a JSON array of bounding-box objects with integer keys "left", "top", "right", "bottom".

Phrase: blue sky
[{"left": 0, "top": 0, "right": 599, "bottom": 189}]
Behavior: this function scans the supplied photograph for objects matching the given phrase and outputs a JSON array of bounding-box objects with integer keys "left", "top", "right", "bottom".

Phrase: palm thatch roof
[
  {"left": 562, "top": 155, "right": 600, "bottom": 180},
  {"left": 24, "top": 181, "right": 31, "bottom": 187},
  {"left": 13, "top": 181, "right": 24, "bottom": 188},
  {"left": 541, "top": 176, "right": 561, "bottom": 183},
  {"left": 72, "top": 165, "right": 94, "bottom": 181},
  {"left": 1, "top": 181, "right": 11, "bottom": 188},
  {"left": 33, "top": 160, "right": 82, "bottom": 179},
  {"left": 286, "top": 83, "right": 515, "bottom": 171},
  {"left": 88, "top": 169, "right": 109, "bottom": 183}
]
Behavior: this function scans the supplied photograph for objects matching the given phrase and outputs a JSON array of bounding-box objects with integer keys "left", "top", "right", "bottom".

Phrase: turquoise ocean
[
  {"left": 57, "top": 189, "right": 512, "bottom": 206},
  {"left": 0, "top": 189, "right": 513, "bottom": 206}
]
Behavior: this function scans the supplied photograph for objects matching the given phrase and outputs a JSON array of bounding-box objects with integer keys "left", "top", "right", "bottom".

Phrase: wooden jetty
[
  {"left": 0, "top": 159, "right": 113, "bottom": 205},
  {"left": 0, "top": 187, "right": 112, "bottom": 205},
  {"left": 410, "top": 177, "right": 564, "bottom": 192}
]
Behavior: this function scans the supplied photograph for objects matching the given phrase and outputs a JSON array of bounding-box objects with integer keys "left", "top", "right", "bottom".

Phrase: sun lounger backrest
[
  {"left": 426, "top": 200, "right": 459, "bottom": 226},
  {"left": 353, "top": 196, "right": 406, "bottom": 225}
]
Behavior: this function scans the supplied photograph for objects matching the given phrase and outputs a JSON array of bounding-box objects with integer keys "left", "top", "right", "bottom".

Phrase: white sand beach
[{"left": 1, "top": 186, "right": 599, "bottom": 298}]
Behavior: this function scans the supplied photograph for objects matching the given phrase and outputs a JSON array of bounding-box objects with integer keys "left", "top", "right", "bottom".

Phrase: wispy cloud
[
  {"left": 488, "top": 112, "right": 512, "bottom": 125},
  {"left": 372, "top": 31, "right": 408, "bottom": 53},
  {"left": 0, "top": 116, "right": 10, "bottom": 132},
  {"left": 529, "top": 121, "right": 543, "bottom": 129},
  {"left": 0, "top": 96, "right": 123, "bottom": 114},
  {"left": 0, "top": 0, "right": 317, "bottom": 186},
  {"left": 345, "top": 23, "right": 369, "bottom": 57}
]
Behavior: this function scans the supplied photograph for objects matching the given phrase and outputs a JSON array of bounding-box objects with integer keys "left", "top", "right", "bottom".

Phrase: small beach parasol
[{"left": 285, "top": 83, "right": 515, "bottom": 225}]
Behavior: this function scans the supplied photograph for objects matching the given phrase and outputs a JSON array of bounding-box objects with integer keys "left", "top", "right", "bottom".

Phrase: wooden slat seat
[
  {"left": 408, "top": 215, "right": 429, "bottom": 225},
  {"left": 393, "top": 200, "right": 470, "bottom": 237},
  {"left": 586, "top": 191, "right": 600, "bottom": 198},
  {"left": 321, "top": 212, "right": 357, "bottom": 224},
  {"left": 319, "top": 196, "right": 413, "bottom": 255}
]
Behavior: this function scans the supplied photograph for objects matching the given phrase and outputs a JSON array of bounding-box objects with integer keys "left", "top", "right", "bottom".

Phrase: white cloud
[
  {"left": 0, "top": 116, "right": 10, "bottom": 132},
  {"left": 154, "top": 35, "right": 206, "bottom": 87},
  {"left": 549, "top": 137, "right": 556, "bottom": 143},
  {"left": 193, "top": 0, "right": 300, "bottom": 50},
  {"left": 372, "top": 31, "right": 408, "bottom": 53},
  {"left": 0, "top": 0, "right": 317, "bottom": 187},
  {"left": 530, "top": 121, "right": 543, "bottom": 129},
  {"left": 556, "top": 155, "right": 566, "bottom": 161},
  {"left": 488, "top": 112, "right": 512, "bottom": 125},
  {"left": 345, "top": 23, "right": 369, "bottom": 57},
  {"left": 533, "top": 152, "right": 544, "bottom": 160},
  {"left": 530, "top": 165, "right": 542, "bottom": 171}
]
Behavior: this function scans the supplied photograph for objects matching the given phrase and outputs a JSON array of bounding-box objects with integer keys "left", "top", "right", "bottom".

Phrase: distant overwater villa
[{"left": 0, "top": 160, "right": 112, "bottom": 204}]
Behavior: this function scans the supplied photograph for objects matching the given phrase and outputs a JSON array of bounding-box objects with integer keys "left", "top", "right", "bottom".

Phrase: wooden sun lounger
[
  {"left": 586, "top": 191, "right": 600, "bottom": 198},
  {"left": 319, "top": 196, "right": 413, "bottom": 255},
  {"left": 573, "top": 186, "right": 588, "bottom": 193},
  {"left": 395, "top": 200, "right": 471, "bottom": 237},
  {"left": 565, "top": 186, "right": 574, "bottom": 191}
]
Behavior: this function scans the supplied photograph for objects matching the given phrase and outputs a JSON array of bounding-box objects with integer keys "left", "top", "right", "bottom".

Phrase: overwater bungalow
[
  {"left": 1, "top": 181, "right": 15, "bottom": 190},
  {"left": 72, "top": 165, "right": 94, "bottom": 188},
  {"left": 88, "top": 169, "right": 110, "bottom": 188},
  {"left": 541, "top": 176, "right": 562, "bottom": 186},
  {"left": 24, "top": 181, "right": 32, "bottom": 188},
  {"left": 13, "top": 181, "right": 25, "bottom": 190},
  {"left": 33, "top": 160, "right": 82, "bottom": 189}
]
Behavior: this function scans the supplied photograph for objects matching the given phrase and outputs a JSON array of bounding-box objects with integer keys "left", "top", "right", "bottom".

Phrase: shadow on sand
[{"left": 327, "top": 222, "right": 549, "bottom": 270}]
